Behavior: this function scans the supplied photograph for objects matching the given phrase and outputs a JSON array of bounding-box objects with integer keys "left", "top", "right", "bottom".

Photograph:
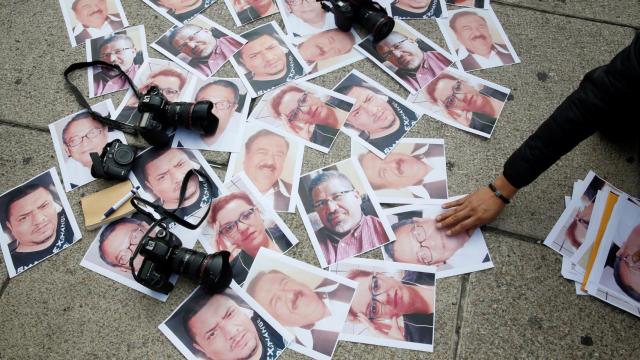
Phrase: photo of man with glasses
[
  {"left": 608, "top": 224, "right": 640, "bottom": 304},
  {"left": 383, "top": 204, "right": 493, "bottom": 278},
  {"left": 298, "top": 164, "right": 393, "bottom": 266},
  {"left": 280, "top": 0, "right": 336, "bottom": 37},
  {"left": 89, "top": 27, "right": 146, "bottom": 97},
  {"left": 358, "top": 28, "right": 452, "bottom": 92},
  {"left": 174, "top": 78, "right": 248, "bottom": 152},
  {"left": 343, "top": 266, "right": 435, "bottom": 347},
  {"left": 49, "top": 101, "right": 127, "bottom": 191},
  {"left": 205, "top": 191, "right": 294, "bottom": 284},
  {"left": 97, "top": 217, "right": 151, "bottom": 274}
]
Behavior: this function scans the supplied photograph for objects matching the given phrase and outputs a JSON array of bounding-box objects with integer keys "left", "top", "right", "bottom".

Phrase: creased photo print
[
  {"left": 0, "top": 168, "right": 82, "bottom": 277},
  {"left": 112, "top": 58, "right": 197, "bottom": 127},
  {"left": 389, "top": 0, "right": 447, "bottom": 19},
  {"left": 229, "top": 22, "right": 311, "bottom": 98},
  {"left": 198, "top": 173, "right": 299, "bottom": 285},
  {"left": 59, "top": 0, "right": 129, "bottom": 47},
  {"left": 333, "top": 70, "right": 423, "bottom": 158},
  {"left": 275, "top": 0, "right": 336, "bottom": 37},
  {"left": 141, "top": 0, "right": 216, "bottom": 25},
  {"left": 437, "top": 7, "right": 520, "bottom": 71},
  {"left": 243, "top": 248, "right": 357, "bottom": 360},
  {"left": 151, "top": 15, "right": 246, "bottom": 80},
  {"left": 225, "top": 0, "right": 280, "bottom": 26},
  {"left": 248, "top": 80, "right": 354, "bottom": 153},
  {"left": 128, "top": 147, "right": 224, "bottom": 246},
  {"left": 356, "top": 19, "right": 453, "bottom": 93},
  {"left": 352, "top": 138, "right": 448, "bottom": 204},
  {"left": 297, "top": 158, "right": 396, "bottom": 267},
  {"left": 173, "top": 77, "right": 250, "bottom": 152},
  {"left": 383, "top": 202, "right": 494, "bottom": 278},
  {"left": 49, "top": 99, "right": 127, "bottom": 191},
  {"left": 80, "top": 213, "right": 178, "bottom": 301},
  {"left": 329, "top": 258, "right": 436, "bottom": 352},
  {"left": 290, "top": 30, "right": 365, "bottom": 81},
  {"left": 225, "top": 122, "right": 304, "bottom": 213},
  {"left": 86, "top": 25, "right": 148, "bottom": 98},
  {"left": 159, "top": 282, "right": 294, "bottom": 360},
  {"left": 407, "top": 67, "right": 509, "bottom": 138}
]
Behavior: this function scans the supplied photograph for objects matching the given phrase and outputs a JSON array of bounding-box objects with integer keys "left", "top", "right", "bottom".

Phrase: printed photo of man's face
[{"left": 62, "top": 115, "right": 109, "bottom": 169}]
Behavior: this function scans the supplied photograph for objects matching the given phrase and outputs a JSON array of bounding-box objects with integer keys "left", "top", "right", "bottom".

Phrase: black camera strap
[
  {"left": 129, "top": 168, "right": 212, "bottom": 230},
  {"left": 63, "top": 61, "right": 142, "bottom": 134}
]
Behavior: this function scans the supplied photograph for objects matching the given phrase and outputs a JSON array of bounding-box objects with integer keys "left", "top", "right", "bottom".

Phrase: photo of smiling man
[
  {"left": 59, "top": 0, "right": 129, "bottom": 47},
  {"left": 389, "top": 0, "right": 446, "bottom": 19},
  {"left": 143, "top": 0, "right": 216, "bottom": 24},
  {"left": 244, "top": 248, "right": 356, "bottom": 360},
  {"left": 0, "top": 169, "right": 81, "bottom": 278},
  {"left": 437, "top": 7, "right": 520, "bottom": 71},
  {"left": 297, "top": 159, "right": 395, "bottom": 267},
  {"left": 230, "top": 22, "right": 310, "bottom": 97},
  {"left": 160, "top": 283, "right": 293, "bottom": 360},
  {"left": 49, "top": 100, "right": 127, "bottom": 191}
]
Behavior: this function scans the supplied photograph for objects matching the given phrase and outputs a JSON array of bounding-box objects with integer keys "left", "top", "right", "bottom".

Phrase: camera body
[
  {"left": 134, "top": 226, "right": 232, "bottom": 294},
  {"left": 90, "top": 139, "right": 136, "bottom": 181},
  {"left": 138, "top": 86, "right": 219, "bottom": 136},
  {"left": 319, "top": 0, "right": 394, "bottom": 41}
]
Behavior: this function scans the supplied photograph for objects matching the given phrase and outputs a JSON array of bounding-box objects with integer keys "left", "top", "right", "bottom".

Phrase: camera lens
[
  {"left": 113, "top": 146, "right": 135, "bottom": 166},
  {"left": 357, "top": 7, "right": 394, "bottom": 41},
  {"left": 164, "top": 101, "right": 218, "bottom": 136},
  {"left": 170, "top": 248, "right": 232, "bottom": 294}
]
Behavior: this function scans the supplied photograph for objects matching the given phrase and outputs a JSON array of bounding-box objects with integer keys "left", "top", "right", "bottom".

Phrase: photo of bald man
[
  {"left": 160, "top": 283, "right": 292, "bottom": 360},
  {"left": 291, "top": 29, "right": 364, "bottom": 79},
  {"left": 59, "top": 0, "right": 129, "bottom": 47},
  {"left": 0, "top": 169, "right": 81, "bottom": 277}
]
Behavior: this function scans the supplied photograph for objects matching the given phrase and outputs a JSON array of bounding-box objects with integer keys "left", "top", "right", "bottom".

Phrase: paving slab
[
  {"left": 495, "top": 0, "right": 640, "bottom": 28},
  {"left": 456, "top": 230, "right": 640, "bottom": 358}
]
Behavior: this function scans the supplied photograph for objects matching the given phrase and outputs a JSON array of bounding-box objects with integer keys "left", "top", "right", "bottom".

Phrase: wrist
[{"left": 493, "top": 175, "right": 518, "bottom": 199}]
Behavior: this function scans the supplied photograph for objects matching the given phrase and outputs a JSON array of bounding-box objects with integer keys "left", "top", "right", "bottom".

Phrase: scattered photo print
[
  {"left": 407, "top": 67, "right": 509, "bottom": 138},
  {"left": 446, "top": 0, "right": 489, "bottom": 9},
  {"left": 229, "top": 22, "right": 310, "bottom": 98},
  {"left": 58, "top": 0, "right": 129, "bottom": 47},
  {"left": 86, "top": 25, "right": 148, "bottom": 98},
  {"left": 112, "top": 58, "right": 197, "bottom": 127},
  {"left": 329, "top": 258, "right": 436, "bottom": 352},
  {"left": 389, "top": 0, "right": 447, "bottom": 19},
  {"left": 49, "top": 99, "right": 127, "bottom": 191},
  {"left": 225, "top": 122, "right": 305, "bottom": 213},
  {"left": 79, "top": 213, "right": 178, "bottom": 301},
  {"left": 290, "top": 30, "right": 365, "bottom": 81},
  {"left": 172, "top": 77, "right": 250, "bottom": 152},
  {"left": 141, "top": 0, "right": 216, "bottom": 25},
  {"left": 248, "top": 80, "right": 355, "bottom": 153},
  {"left": 437, "top": 7, "right": 520, "bottom": 71},
  {"left": 198, "top": 172, "right": 299, "bottom": 285},
  {"left": 383, "top": 203, "right": 494, "bottom": 278},
  {"left": 297, "top": 158, "right": 396, "bottom": 267},
  {"left": 356, "top": 19, "right": 453, "bottom": 93},
  {"left": 0, "top": 168, "right": 82, "bottom": 277},
  {"left": 243, "top": 248, "right": 357, "bottom": 360},
  {"left": 276, "top": 0, "right": 336, "bottom": 37},
  {"left": 160, "top": 282, "right": 294, "bottom": 360},
  {"left": 333, "top": 70, "right": 423, "bottom": 159},
  {"left": 352, "top": 138, "right": 448, "bottom": 204},
  {"left": 151, "top": 15, "right": 246, "bottom": 80},
  {"left": 225, "top": 0, "right": 280, "bottom": 26}
]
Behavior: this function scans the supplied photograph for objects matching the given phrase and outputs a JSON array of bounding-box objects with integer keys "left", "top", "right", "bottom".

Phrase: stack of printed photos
[
  {"left": 0, "top": 0, "right": 532, "bottom": 358},
  {"left": 545, "top": 171, "right": 640, "bottom": 317}
]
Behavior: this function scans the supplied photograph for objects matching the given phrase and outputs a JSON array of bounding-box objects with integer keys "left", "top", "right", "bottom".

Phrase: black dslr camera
[
  {"left": 318, "top": 0, "right": 394, "bottom": 41},
  {"left": 138, "top": 86, "right": 219, "bottom": 140},
  {"left": 90, "top": 139, "right": 136, "bottom": 181},
  {"left": 131, "top": 225, "right": 232, "bottom": 294}
]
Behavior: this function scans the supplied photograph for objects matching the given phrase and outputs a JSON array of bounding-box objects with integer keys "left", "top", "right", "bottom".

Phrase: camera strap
[
  {"left": 63, "top": 61, "right": 142, "bottom": 134},
  {"left": 129, "top": 168, "right": 212, "bottom": 230}
]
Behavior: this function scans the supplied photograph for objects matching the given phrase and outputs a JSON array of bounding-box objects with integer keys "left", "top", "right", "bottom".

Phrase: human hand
[
  {"left": 436, "top": 176, "right": 517, "bottom": 236},
  {"left": 279, "top": 115, "right": 313, "bottom": 140},
  {"left": 356, "top": 314, "right": 405, "bottom": 341}
]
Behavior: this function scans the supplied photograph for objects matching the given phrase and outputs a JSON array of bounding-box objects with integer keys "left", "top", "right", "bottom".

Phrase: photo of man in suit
[{"left": 69, "top": 0, "right": 126, "bottom": 45}]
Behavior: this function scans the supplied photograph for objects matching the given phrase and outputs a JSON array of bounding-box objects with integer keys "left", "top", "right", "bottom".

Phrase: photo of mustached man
[
  {"left": 390, "top": 0, "right": 445, "bottom": 19},
  {"left": 145, "top": 0, "right": 216, "bottom": 23},
  {"left": 0, "top": 169, "right": 81, "bottom": 277},
  {"left": 59, "top": 0, "right": 129, "bottom": 47},
  {"left": 130, "top": 148, "right": 220, "bottom": 226},
  {"left": 160, "top": 285, "right": 290, "bottom": 360}
]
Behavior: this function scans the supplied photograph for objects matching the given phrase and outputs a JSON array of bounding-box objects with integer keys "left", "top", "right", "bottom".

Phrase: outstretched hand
[{"left": 436, "top": 176, "right": 517, "bottom": 236}]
